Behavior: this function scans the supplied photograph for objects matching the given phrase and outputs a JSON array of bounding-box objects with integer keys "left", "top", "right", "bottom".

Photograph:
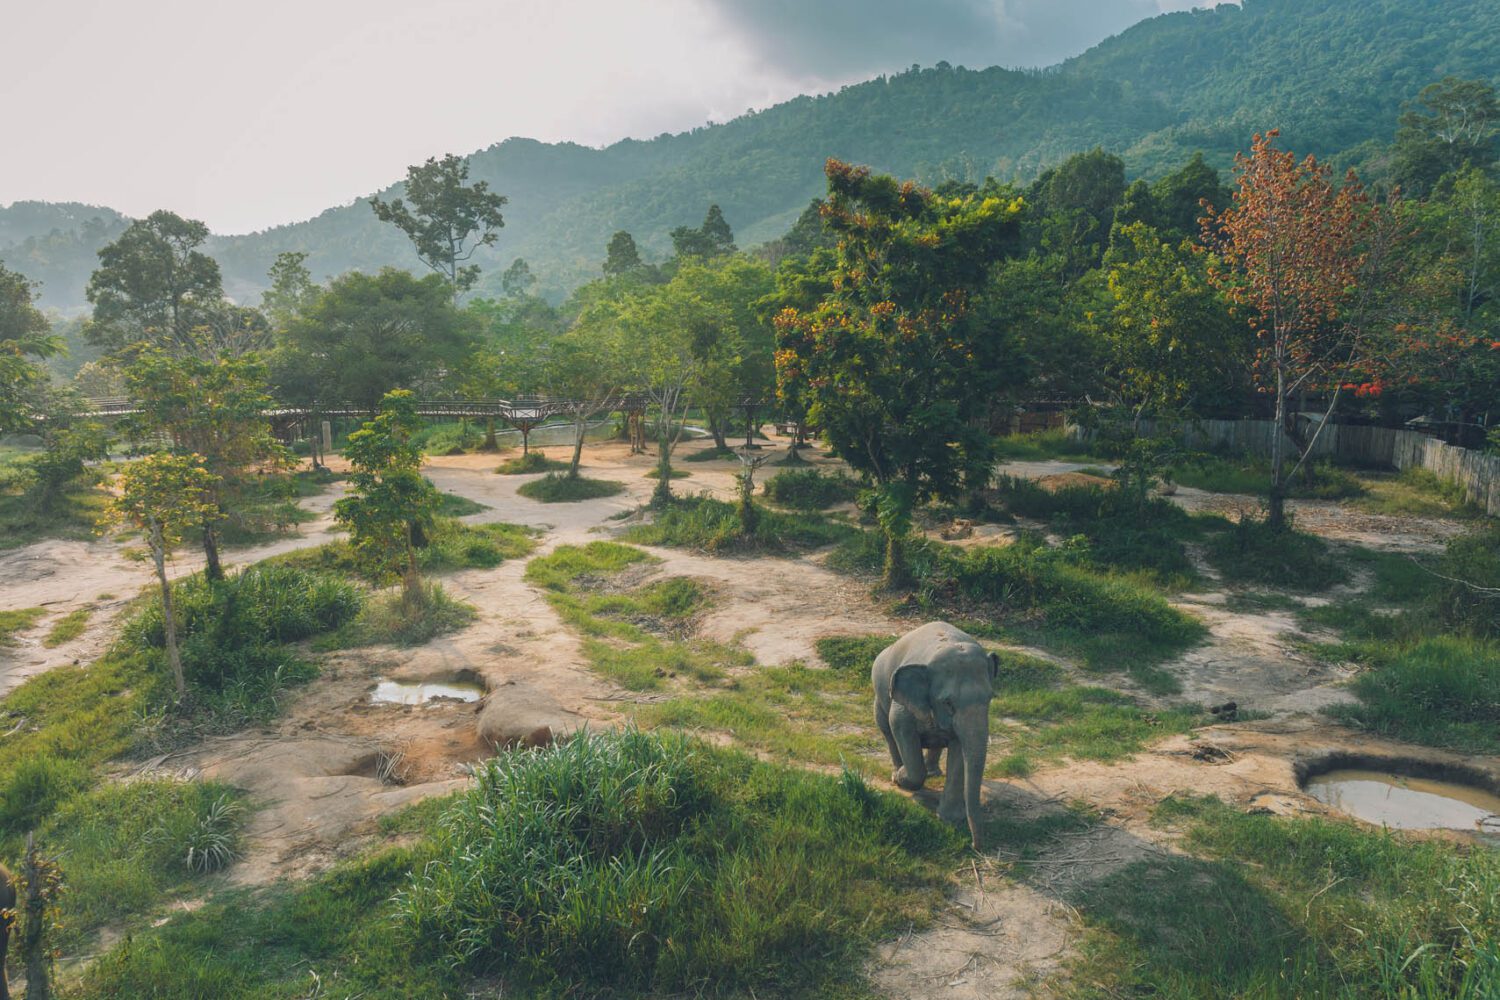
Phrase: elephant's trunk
[{"left": 955, "top": 707, "right": 989, "bottom": 851}]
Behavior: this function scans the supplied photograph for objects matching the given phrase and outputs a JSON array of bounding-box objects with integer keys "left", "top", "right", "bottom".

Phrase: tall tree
[
  {"left": 274, "top": 269, "right": 477, "bottom": 409},
  {"left": 776, "top": 161, "right": 1022, "bottom": 585},
  {"left": 84, "top": 210, "right": 223, "bottom": 354},
  {"left": 370, "top": 154, "right": 506, "bottom": 298},
  {"left": 603, "top": 230, "right": 644, "bottom": 276},
  {"left": 1394, "top": 77, "right": 1500, "bottom": 196},
  {"left": 1205, "top": 131, "right": 1405, "bottom": 529},
  {"left": 542, "top": 331, "right": 622, "bottom": 477},
  {"left": 670, "top": 204, "right": 737, "bottom": 260},
  {"left": 260, "top": 251, "right": 319, "bottom": 329},
  {"left": 0, "top": 262, "right": 62, "bottom": 433},
  {"left": 122, "top": 350, "right": 288, "bottom": 581},
  {"left": 501, "top": 257, "right": 537, "bottom": 298},
  {"left": 334, "top": 390, "right": 440, "bottom": 604},
  {"left": 105, "top": 453, "right": 220, "bottom": 701}
]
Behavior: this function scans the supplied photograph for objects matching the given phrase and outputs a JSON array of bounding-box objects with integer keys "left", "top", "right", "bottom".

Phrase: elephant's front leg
[
  {"left": 923, "top": 743, "right": 943, "bottom": 777},
  {"left": 936, "top": 742, "right": 967, "bottom": 826},
  {"left": 888, "top": 702, "right": 927, "bottom": 790}
]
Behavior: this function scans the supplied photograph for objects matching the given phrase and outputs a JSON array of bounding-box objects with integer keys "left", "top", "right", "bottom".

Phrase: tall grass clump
[
  {"left": 1205, "top": 514, "right": 1348, "bottom": 590},
  {"left": 517, "top": 472, "right": 625, "bottom": 502},
  {"left": 623, "top": 494, "right": 854, "bottom": 554},
  {"left": 1328, "top": 636, "right": 1500, "bottom": 752},
  {"left": 325, "top": 582, "right": 476, "bottom": 649},
  {"left": 764, "top": 468, "right": 861, "bottom": 510},
  {"left": 496, "top": 452, "right": 568, "bottom": 474},
  {"left": 396, "top": 728, "right": 957, "bottom": 994}
]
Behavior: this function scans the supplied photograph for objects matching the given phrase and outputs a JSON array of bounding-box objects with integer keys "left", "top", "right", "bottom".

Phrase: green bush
[
  {"left": 1205, "top": 515, "right": 1348, "bottom": 591},
  {"left": 517, "top": 472, "right": 626, "bottom": 502},
  {"left": 395, "top": 728, "right": 957, "bottom": 993},
  {"left": 326, "top": 582, "right": 476, "bottom": 648},
  {"left": 496, "top": 452, "right": 568, "bottom": 474},
  {"left": 623, "top": 494, "right": 854, "bottom": 554},
  {"left": 764, "top": 468, "right": 861, "bottom": 510},
  {"left": 1431, "top": 527, "right": 1500, "bottom": 637}
]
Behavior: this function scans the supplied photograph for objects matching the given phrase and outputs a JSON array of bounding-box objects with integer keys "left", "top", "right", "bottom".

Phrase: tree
[
  {"left": 1092, "top": 222, "right": 1244, "bottom": 428},
  {"left": 334, "top": 390, "right": 440, "bottom": 603},
  {"left": 542, "top": 331, "right": 621, "bottom": 477},
  {"left": 670, "top": 204, "right": 737, "bottom": 260},
  {"left": 1394, "top": 77, "right": 1500, "bottom": 196},
  {"left": 603, "top": 230, "right": 644, "bottom": 276},
  {"left": 260, "top": 251, "right": 319, "bottom": 329},
  {"left": 1033, "top": 148, "right": 1126, "bottom": 277},
  {"left": 1205, "top": 131, "right": 1404, "bottom": 529},
  {"left": 776, "top": 160, "right": 1023, "bottom": 585},
  {"left": 84, "top": 210, "right": 224, "bottom": 354},
  {"left": 275, "top": 268, "right": 477, "bottom": 410},
  {"left": 1152, "top": 152, "right": 1230, "bottom": 238},
  {"left": 0, "top": 261, "right": 62, "bottom": 433},
  {"left": 370, "top": 154, "right": 507, "bottom": 298},
  {"left": 106, "top": 453, "right": 220, "bottom": 701},
  {"left": 122, "top": 350, "right": 288, "bottom": 581},
  {"left": 501, "top": 258, "right": 537, "bottom": 298}
]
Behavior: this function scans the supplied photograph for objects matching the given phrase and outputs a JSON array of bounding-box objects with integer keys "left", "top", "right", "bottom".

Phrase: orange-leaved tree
[{"left": 1203, "top": 130, "right": 1407, "bottom": 529}]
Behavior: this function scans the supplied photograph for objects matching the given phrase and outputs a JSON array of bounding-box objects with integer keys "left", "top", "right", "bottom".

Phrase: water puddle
[
  {"left": 370, "top": 678, "right": 484, "bottom": 705},
  {"left": 1305, "top": 768, "right": 1500, "bottom": 832}
]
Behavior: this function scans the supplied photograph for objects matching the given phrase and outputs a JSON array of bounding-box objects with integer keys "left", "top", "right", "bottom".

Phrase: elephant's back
[{"left": 884, "top": 621, "right": 982, "bottom": 667}]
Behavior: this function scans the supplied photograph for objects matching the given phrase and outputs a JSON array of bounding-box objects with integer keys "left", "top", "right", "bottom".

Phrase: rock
[{"left": 475, "top": 681, "right": 576, "bottom": 751}]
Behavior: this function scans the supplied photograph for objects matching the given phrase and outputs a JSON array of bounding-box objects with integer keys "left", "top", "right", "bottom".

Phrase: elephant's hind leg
[{"left": 924, "top": 743, "right": 943, "bottom": 777}]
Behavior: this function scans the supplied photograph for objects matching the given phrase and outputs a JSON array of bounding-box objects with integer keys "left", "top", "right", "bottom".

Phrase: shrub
[
  {"left": 517, "top": 472, "right": 626, "bottom": 502},
  {"left": 125, "top": 565, "right": 364, "bottom": 650},
  {"left": 1431, "top": 526, "right": 1500, "bottom": 637},
  {"left": 328, "top": 582, "right": 476, "bottom": 648},
  {"left": 395, "top": 728, "right": 957, "bottom": 993},
  {"left": 765, "top": 468, "right": 861, "bottom": 510},
  {"left": 1204, "top": 515, "right": 1348, "bottom": 590}
]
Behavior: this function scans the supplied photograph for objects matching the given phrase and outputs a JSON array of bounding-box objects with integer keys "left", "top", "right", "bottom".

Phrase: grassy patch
[
  {"left": 42, "top": 605, "right": 92, "bottom": 646},
  {"left": 79, "top": 731, "right": 958, "bottom": 999},
  {"left": 1204, "top": 515, "right": 1349, "bottom": 591},
  {"left": 496, "top": 452, "right": 569, "bottom": 474},
  {"left": 681, "top": 446, "right": 739, "bottom": 463},
  {"left": 276, "top": 518, "right": 537, "bottom": 581},
  {"left": 623, "top": 494, "right": 856, "bottom": 555},
  {"left": 829, "top": 530, "right": 1203, "bottom": 683},
  {"left": 992, "top": 429, "right": 1108, "bottom": 462},
  {"left": 436, "top": 491, "right": 489, "bottom": 516},
  {"left": 1351, "top": 466, "right": 1483, "bottom": 519},
  {"left": 1064, "top": 793, "right": 1500, "bottom": 998},
  {"left": 643, "top": 465, "right": 691, "bottom": 479},
  {"left": 216, "top": 472, "right": 322, "bottom": 547},
  {"left": 0, "top": 606, "right": 45, "bottom": 644},
  {"left": 816, "top": 634, "right": 896, "bottom": 672},
  {"left": 321, "top": 582, "right": 476, "bottom": 649},
  {"left": 517, "top": 472, "right": 626, "bottom": 502},
  {"left": 1327, "top": 636, "right": 1500, "bottom": 753},
  {"left": 1171, "top": 455, "right": 1366, "bottom": 500},
  {"left": 764, "top": 468, "right": 862, "bottom": 510},
  {"left": 0, "top": 448, "right": 109, "bottom": 550}
]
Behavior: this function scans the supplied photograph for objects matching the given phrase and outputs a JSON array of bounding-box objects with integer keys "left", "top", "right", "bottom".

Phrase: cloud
[{"left": 700, "top": 0, "right": 1219, "bottom": 75}]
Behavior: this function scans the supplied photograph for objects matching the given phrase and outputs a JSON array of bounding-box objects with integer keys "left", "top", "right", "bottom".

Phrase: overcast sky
[{"left": 3, "top": 0, "right": 1216, "bottom": 234}]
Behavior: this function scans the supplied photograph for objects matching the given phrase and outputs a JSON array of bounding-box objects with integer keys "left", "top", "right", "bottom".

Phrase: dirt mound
[{"left": 1034, "top": 472, "right": 1114, "bottom": 492}]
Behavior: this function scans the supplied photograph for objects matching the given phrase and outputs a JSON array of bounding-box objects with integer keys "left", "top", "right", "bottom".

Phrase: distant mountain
[{"left": 4, "top": 0, "right": 1497, "bottom": 313}]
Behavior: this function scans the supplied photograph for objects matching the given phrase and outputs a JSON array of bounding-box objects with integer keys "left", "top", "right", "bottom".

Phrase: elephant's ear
[
  {"left": 988, "top": 652, "right": 1000, "bottom": 682},
  {"left": 891, "top": 664, "right": 932, "bottom": 712}
]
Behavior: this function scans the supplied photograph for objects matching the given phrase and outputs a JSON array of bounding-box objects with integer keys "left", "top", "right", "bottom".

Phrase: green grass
[
  {"left": 0, "top": 606, "right": 45, "bottom": 644},
  {"left": 992, "top": 428, "right": 1108, "bottom": 462},
  {"left": 623, "top": 493, "right": 856, "bottom": 555},
  {"left": 829, "top": 530, "right": 1204, "bottom": 684},
  {"left": 1326, "top": 636, "right": 1500, "bottom": 752},
  {"left": 0, "top": 447, "right": 109, "bottom": 550},
  {"left": 78, "top": 731, "right": 959, "bottom": 999},
  {"left": 1204, "top": 515, "right": 1349, "bottom": 591},
  {"left": 42, "top": 605, "right": 92, "bottom": 646},
  {"left": 643, "top": 465, "right": 691, "bottom": 479},
  {"left": 320, "top": 582, "right": 477, "bottom": 649},
  {"left": 276, "top": 518, "right": 537, "bottom": 581},
  {"left": 1351, "top": 466, "right": 1484, "bottom": 519},
  {"left": 816, "top": 634, "right": 896, "bottom": 672},
  {"left": 517, "top": 472, "right": 626, "bottom": 502},
  {"left": 1171, "top": 455, "right": 1366, "bottom": 500},
  {"left": 764, "top": 468, "right": 862, "bottom": 510},
  {"left": 435, "top": 491, "right": 489, "bottom": 516},
  {"left": 681, "top": 445, "right": 739, "bottom": 463},
  {"left": 1063, "top": 793, "right": 1500, "bottom": 999},
  {"left": 496, "top": 452, "right": 569, "bottom": 474}
]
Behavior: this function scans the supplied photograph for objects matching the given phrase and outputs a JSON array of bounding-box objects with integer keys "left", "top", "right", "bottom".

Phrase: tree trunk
[
  {"left": 1268, "top": 363, "right": 1288, "bottom": 531},
  {"left": 151, "top": 524, "right": 186, "bottom": 702},
  {"left": 521, "top": 427, "right": 531, "bottom": 457},
  {"left": 651, "top": 436, "right": 674, "bottom": 508},
  {"left": 744, "top": 405, "right": 758, "bottom": 448},
  {"left": 710, "top": 417, "right": 727, "bottom": 451},
  {"left": 483, "top": 418, "right": 498, "bottom": 451},
  {"left": 20, "top": 835, "right": 51, "bottom": 1000},
  {"left": 402, "top": 524, "right": 423, "bottom": 608},
  {"left": 570, "top": 415, "right": 586, "bottom": 477},
  {"left": 202, "top": 518, "right": 223, "bottom": 583},
  {"left": 882, "top": 529, "right": 910, "bottom": 590}
]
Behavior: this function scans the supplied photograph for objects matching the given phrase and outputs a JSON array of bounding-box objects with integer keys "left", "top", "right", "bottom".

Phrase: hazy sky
[{"left": 4, "top": 0, "right": 1216, "bottom": 234}]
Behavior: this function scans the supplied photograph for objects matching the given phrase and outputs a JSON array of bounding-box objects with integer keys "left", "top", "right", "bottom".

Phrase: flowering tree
[{"left": 1204, "top": 131, "right": 1406, "bottom": 529}]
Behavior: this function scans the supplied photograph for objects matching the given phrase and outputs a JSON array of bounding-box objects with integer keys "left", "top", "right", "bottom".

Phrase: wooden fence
[{"left": 1127, "top": 418, "right": 1500, "bottom": 517}]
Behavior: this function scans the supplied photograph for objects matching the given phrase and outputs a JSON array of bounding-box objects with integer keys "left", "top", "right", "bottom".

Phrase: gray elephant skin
[{"left": 872, "top": 621, "right": 998, "bottom": 850}]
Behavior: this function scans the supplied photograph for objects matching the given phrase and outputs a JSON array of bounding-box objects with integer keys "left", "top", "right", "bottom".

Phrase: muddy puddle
[
  {"left": 370, "top": 678, "right": 485, "bottom": 705},
  {"left": 1305, "top": 768, "right": 1500, "bottom": 832}
]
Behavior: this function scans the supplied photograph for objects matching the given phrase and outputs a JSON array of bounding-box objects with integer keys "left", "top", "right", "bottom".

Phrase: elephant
[{"left": 873, "top": 622, "right": 998, "bottom": 851}]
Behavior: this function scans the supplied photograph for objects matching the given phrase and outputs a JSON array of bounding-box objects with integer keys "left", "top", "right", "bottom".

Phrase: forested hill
[{"left": 5, "top": 0, "right": 1498, "bottom": 311}]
